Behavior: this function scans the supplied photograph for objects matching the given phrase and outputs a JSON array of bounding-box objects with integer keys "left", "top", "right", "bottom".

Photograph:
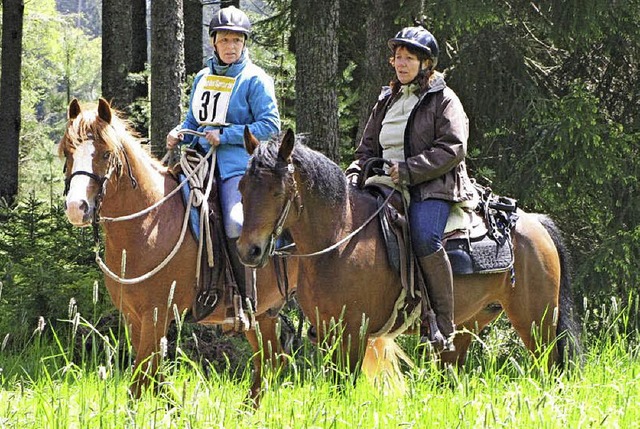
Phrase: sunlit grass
[{"left": 0, "top": 295, "right": 638, "bottom": 428}]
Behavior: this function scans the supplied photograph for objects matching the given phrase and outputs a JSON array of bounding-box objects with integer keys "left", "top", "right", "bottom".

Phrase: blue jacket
[{"left": 179, "top": 50, "right": 280, "bottom": 180}]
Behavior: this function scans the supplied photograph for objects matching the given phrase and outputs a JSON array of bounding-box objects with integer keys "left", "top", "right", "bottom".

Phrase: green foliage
[
  {"left": 499, "top": 83, "right": 639, "bottom": 303},
  {"left": 0, "top": 294, "right": 638, "bottom": 427},
  {"left": 0, "top": 195, "right": 108, "bottom": 343},
  {"left": 18, "top": 0, "right": 102, "bottom": 198},
  {"left": 249, "top": 5, "right": 297, "bottom": 130},
  {"left": 22, "top": 0, "right": 101, "bottom": 123}
]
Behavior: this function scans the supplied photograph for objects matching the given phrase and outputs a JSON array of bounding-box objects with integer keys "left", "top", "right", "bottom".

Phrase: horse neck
[
  {"left": 289, "top": 174, "right": 352, "bottom": 253},
  {"left": 100, "top": 145, "right": 185, "bottom": 252}
]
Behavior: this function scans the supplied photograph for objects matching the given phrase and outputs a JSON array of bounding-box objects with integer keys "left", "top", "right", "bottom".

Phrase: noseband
[{"left": 63, "top": 170, "right": 107, "bottom": 197}]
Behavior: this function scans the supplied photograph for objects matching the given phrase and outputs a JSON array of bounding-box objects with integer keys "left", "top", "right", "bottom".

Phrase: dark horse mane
[{"left": 247, "top": 133, "right": 348, "bottom": 207}]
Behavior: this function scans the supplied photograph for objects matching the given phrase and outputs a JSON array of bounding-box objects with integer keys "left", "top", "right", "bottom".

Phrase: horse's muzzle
[
  {"left": 237, "top": 240, "right": 270, "bottom": 269},
  {"left": 64, "top": 198, "right": 94, "bottom": 227}
]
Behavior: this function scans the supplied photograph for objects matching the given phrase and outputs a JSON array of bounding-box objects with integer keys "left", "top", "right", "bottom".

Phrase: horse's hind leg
[
  {"left": 502, "top": 218, "right": 562, "bottom": 365},
  {"left": 441, "top": 302, "right": 503, "bottom": 367},
  {"left": 244, "top": 313, "right": 285, "bottom": 406},
  {"left": 502, "top": 291, "right": 559, "bottom": 365}
]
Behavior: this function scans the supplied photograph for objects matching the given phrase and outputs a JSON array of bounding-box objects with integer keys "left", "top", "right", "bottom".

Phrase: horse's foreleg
[
  {"left": 129, "top": 316, "right": 165, "bottom": 398},
  {"left": 244, "top": 314, "right": 285, "bottom": 406}
]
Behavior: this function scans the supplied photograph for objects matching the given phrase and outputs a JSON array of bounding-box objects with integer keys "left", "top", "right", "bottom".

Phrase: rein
[
  {"left": 270, "top": 162, "right": 398, "bottom": 259},
  {"left": 100, "top": 130, "right": 210, "bottom": 223}
]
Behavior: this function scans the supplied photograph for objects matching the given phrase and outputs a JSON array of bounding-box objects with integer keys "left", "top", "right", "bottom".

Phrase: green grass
[{"left": 0, "top": 300, "right": 638, "bottom": 428}]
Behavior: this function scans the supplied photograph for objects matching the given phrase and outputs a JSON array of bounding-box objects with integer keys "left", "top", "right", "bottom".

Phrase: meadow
[{"left": 0, "top": 295, "right": 638, "bottom": 428}]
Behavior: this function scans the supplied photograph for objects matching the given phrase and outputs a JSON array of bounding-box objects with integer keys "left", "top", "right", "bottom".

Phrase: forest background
[{"left": 0, "top": 0, "right": 638, "bottom": 359}]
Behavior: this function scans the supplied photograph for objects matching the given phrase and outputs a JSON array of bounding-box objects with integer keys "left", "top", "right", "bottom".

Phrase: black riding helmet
[
  {"left": 208, "top": 5, "right": 252, "bottom": 37},
  {"left": 388, "top": 26, "right": 439, "bottom": 68}
]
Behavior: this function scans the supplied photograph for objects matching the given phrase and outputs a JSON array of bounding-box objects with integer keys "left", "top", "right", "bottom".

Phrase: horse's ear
[
  {"left": 243, "top": 126, "right": 260, "bottom": 155},
  {"left": 97, "top": 98, "right": 113, "bottom": 124},
  {"left": 68, "top": 99, "right": 81, "bottom": 120},
  {"left": 278, "top": 128, "right": 295, "bottom": 162}
]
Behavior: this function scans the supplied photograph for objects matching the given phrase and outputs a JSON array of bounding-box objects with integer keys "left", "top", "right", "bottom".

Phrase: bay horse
[
  {"left": 237, "top": 128, "right": 581, "bottom": 382},
  {"left": 59, "top": 98, "right": 297, "bottom": 404}
]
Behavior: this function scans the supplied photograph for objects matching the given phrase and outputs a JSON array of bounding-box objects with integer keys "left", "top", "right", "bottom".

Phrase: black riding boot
[
  {"left": 228, "top": 237, "right": 255, "bottom": 310},
  {"left": 418, "top": 247, "right": 456, "bottom": 351}
]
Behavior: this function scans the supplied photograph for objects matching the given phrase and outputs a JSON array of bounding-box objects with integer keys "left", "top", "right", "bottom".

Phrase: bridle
[
  {"left": 63, "top": 147, "right": 126, "bottom": 233},
  {"left": 260, "top": 163, "right": 302, "bottom": 260}
]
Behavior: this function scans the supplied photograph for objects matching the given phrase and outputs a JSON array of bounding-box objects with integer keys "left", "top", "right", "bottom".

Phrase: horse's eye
[{"left": 102, "top": 151, "right": 112, "bottom": 160}]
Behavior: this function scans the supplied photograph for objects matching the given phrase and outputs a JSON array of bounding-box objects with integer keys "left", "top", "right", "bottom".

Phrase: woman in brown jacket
[{"left": 346, "top": 24, "right": 476, "bottom": 351}]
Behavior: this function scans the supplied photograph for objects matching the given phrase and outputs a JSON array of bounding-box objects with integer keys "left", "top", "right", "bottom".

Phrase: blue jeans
[
  {"left": 409, "top": 198, "right": 452, "bottom": 257},
  {"left": 219, "top": 175, "right": 243, "bottom": 239}
]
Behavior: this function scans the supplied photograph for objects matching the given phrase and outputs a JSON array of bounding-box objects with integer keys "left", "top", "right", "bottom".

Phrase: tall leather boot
[
  {"left": 418, "top": 247, "right": 456, "bottom": 351},
  {"left": 228, "top": 238, "right": 255, "bottom": 311}
]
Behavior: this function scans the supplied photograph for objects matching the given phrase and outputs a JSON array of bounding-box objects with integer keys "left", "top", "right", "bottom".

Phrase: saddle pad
[
  {"left": 470, "top": 235, "right": 513, "bottom": 273},
  {"left": 445, "top": 234, "right": 513, "bottom": 275}
]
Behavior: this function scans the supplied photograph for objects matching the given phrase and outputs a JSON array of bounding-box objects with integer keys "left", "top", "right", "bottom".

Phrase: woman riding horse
[
  {"left": 347, "top": 23, "right": 476, "bottom": 351},
  {"left": 237, "top": 128, "right": 581, "bottom": 384},
  {"left": 166, "top": 6, "right": 281, "bottom": 319},
  {"left": 61, "top": 98, "right": 296, "bottom": 404}
]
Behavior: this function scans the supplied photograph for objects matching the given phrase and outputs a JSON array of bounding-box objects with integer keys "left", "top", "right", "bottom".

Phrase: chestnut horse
[
  {"left": 59, "top": 98, "right": 297, "bottom": 403},
  {"left": 237, "top": 129, "right": 581, "bottom": 381}
]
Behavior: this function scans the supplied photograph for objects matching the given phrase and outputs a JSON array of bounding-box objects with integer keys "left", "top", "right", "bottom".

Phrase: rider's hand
[
  {"left": 166, "top": 129, "right": 182, "bottom": 149},
  {"left": 389, "top": 162, "right": 400, "bottom": 184},
  {"left": 205, "top": 129, "right": 221, "bottom": 147},
  {"left": 347, "top": 173, "right": 359, "bottom": 186}
]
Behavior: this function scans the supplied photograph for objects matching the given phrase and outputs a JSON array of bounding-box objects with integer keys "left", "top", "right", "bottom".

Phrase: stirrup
[
  {"left": 418, "top": 333, "right": 456, "bottom": 353},
  {"left": 419, "top": 309, "right": 455, "bottom": 352},
  {"left": 193, "top": 290, "right": 219, "bottom": 321}
]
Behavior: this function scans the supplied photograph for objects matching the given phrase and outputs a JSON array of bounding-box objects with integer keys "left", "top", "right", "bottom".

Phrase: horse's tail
[
  {"left": 361, "top": 336, "right": 412, "bottom": 393},
  {"left": 536, "top": 214, "right": 584, "bottom": 368}
]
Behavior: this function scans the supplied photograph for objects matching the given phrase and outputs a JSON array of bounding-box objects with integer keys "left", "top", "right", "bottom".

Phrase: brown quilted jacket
[{"left": 347, "top": 73, "right": 476, "bottom": 203}]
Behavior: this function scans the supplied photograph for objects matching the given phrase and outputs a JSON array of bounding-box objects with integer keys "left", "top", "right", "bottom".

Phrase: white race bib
[{"left": 191, "top": 74, "right": 236, "bottom": 125}]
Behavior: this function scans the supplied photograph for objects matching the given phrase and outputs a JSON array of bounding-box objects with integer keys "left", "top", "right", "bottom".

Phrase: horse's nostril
[
  {"left": 249, "top": 245, "right": 262, "bottom": 259},
  {"left": 79, "top": 200, "right": 89, "bottom": 214}
]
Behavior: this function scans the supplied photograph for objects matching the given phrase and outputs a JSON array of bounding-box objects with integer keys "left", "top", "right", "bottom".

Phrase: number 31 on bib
[{"left": 192, "top": 74, "right": 236, "bottom": 126}]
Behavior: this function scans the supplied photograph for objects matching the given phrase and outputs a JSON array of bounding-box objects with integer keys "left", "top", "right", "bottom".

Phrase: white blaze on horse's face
[{"left": 65, "top": 140, "right": 97, "bottom": 227}]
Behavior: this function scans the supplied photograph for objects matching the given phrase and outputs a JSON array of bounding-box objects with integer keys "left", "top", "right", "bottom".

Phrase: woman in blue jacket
[{"left": 166, "top": 6, "right": 280, "bottom": 317}]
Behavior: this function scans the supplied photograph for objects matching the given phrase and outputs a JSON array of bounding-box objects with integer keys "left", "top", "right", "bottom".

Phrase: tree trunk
[
  {"left": 0, "top": 0, "right": 24, "bottom": 206},
  {"left": 355, "top": 0, "right": 397, "bottom": 145},
  {"left": 184, "top": 0, "right": 204, "bottom": 76},
  {"left": 102, "top": 0, "right": 132, "bottom": 109},
  {"left": 150, "top": 0, "right": 185, "bottom": 157},
  {"left": 294, "top": 0, "right": 340, "bottom": 162},
  {"left": 128, "top": 0, "right": 150, "bottom": 138},
  {"left": 221, "top": 0, "right": 240, "bottom": 7},
  {"left": 131, "top": 0, "right": 148, "bottom": 94}
]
